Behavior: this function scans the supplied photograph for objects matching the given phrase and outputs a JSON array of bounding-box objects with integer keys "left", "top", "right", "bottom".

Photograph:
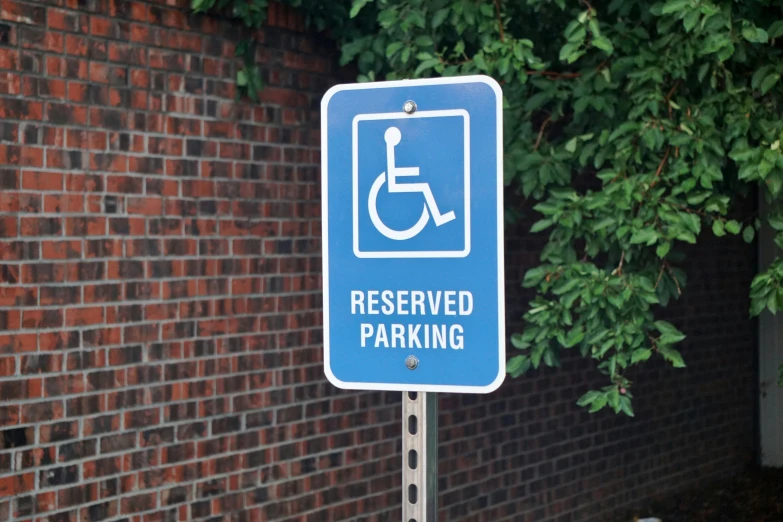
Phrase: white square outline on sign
[
  {"left": 320, "top": 75, "right": 505, "bottom": 394},
  {"left": 352, "top": 109, "right": 470, "bottom": 259}
]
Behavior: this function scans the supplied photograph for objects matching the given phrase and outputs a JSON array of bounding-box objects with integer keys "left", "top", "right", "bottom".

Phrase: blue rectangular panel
[{"left": 321, "top": 75, "right": 505, "bottom": 394}]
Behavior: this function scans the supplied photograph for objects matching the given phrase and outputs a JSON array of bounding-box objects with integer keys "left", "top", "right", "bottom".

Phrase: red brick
[
  {"left": 17, "top": 146, "right": 43, "bottom": 167},
  {"left": 44, "top": 194, "right": 85, "bottom": 213},
  {"left": 0, "top": 72, "right": 21, "bottom": 95},
  {"left": 130, "top": 68, "right": 149, "bottom": 88},
  {"left": 65, "top": 307, "right": 105, "bottom": 327},
  {"left": 0, "top": 286, "right": 35, "bottom": 306},
  {"left": 146, "top": 178, "right": 179, "bottom": 197},
  {"left": 42, "top": 127, "right": 65, "bottom": 147},
  {"left": 88, "top": 62, "right": 109, "bottom": 84},
  {"left": 0, "top": 192, "right": 19, "bottom": 212},
  {"left": 65, "top": 216, "right": 106, "bottom": 236},
  {"left": 90, "top": 153, "right": 128, "bottom": 173},
  {"left": 20, "top": 216, "right": 62, "bottom": 236},
  {"left": 48, "top": 8, "right": 80, "bottom": 32},
  {"left": 0, "top": 356, "right": 15, "bottom": 376},
  {"left": 66, "top": 129, "right": 106, "bottom": 150},
  {"left": 0, "top": 333, "right": 36, "bottom": 354},
  {"left": 126, "top": 196, "right": 163, "bottom": 216},
  {"left": 20, "top": 27, "right": 64, "bottom": 52},
  {"left": 22, "top": 309, "right": 63, "bottom": 329},
  {"left": 0, "top": 48, "right": 19, "bottom": 70},
  {"left": 0, "top": 473, "right": 35, "bottom": 498},
  {"left": 41, "top": 240, "right": 82, "bottom": 259},
  {"left": 90, "top": 16, "right": 115, "bottom": 37},
  {"left": 0, "top": 1, "right": 45, "bottom": 26},
  {"left": 22, "top": 170, "right": 62, "bottom": 190},
  {"left": 65, "top": 35, "right": 89, "bottom": 57}
]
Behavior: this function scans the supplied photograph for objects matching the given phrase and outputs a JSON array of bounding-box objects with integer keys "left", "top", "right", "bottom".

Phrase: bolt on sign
[{"left": 321, "top": 75, "right": 505, "bottom": 521}]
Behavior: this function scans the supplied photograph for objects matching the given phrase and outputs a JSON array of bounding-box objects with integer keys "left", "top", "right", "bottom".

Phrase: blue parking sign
[{"left": 321, "top": 75, "right": 505, "bottom": 393}]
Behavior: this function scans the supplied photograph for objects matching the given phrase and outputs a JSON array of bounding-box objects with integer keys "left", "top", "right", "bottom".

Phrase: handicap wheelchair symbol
[
  {"left": 367, "top": 127, "right": 456, "bottom": 241},
  {"left": 352, "top": 108, "right": 470, "bottom": 258}
]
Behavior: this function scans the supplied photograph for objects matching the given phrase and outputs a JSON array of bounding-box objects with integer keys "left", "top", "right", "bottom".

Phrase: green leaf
[
  {"left": 415, "top": 35, "right": 434, "bottom": 47},
  {"left": 565, "top": 137, "right": 578, "bottom": 153},
  {"left": 349, "top": 0, "right": 371, "bottom": 18},
  {"left": 712, "top": 220, "right": 725, "bottom": 237},
  {"left": 506, "top": 355, "right": 531, "bottom": 377},
  {"left": 769, "top": 21, "right": 783, "bottom": 38},
  {"left": 661, "top": 0, "right": 690, "bottom": 14},
  {"left": 523, "top": 266, "right": 549, "bottom": 288},
  {"left": 506, "top": 355, "right": 523, "bottom": 373},
  {"left": 386, "top": 42, "right": 404, "bottom": 58},
  {"left": 743, "top": 226, "right": 756, "bottom": 243},
  {"left": 237, "top": 69, "right": 249, "bottom": 87},
  {"left": 592, "top": 36, "right": 614, "bottom": 54},
  {"left": 592, "top": 217, "right": 615, "bottom": 232},
  {"left": 577, "top": 390, "right": 600, "bottom": 407},
  {"left": 401, "top": 47, "right": 411, "bottom": 64},
  {"left": 559, "top": 42, "right": 581, "bottom": 62},
  {"left": 769, "top": 215, "right": 783, "bottom": 231},
  {"left": 630, "top": 229, "right": 658, "bottom": 245},
  {"left": 608, "top": 387, "right": 621, "bottom": 413},
  {"left": 414, "top": 59, "right": 440, "bottom": 76},
  {"left": 655, "top": 320, "right": 686, "bottom": 344},
  {"left": 563, "top": 327, "right": 585, "bottom": 348},
  {"left": 510, "top": 333, "right": 528, "bottom": 349},
  {"left": 761, "top": 74, "right": 780, "bottom": 95},
  {"left": 658, "top": 345, "right": 686, "bottom": 368},
  {"left": 631, "top": 349, "right": 652, "bottom": 364},
  {"left": 742, "top": 26, "right": 768, "bottom": 44},
  {"left": 656, "top": 241, "right": 671, "bottom": 258},
  {"left": 432, "top": 8, "right": 450, "bottom": 29},
  {"left": 683, "top": 10, "right": 699, "bottom": 32},
  {"left": 725, "top": 220, "right": 742, "bottom": 234},
  {"left": 525, "top": 92, "right": 550, "bottom": 111},
  {"left": 752, "top": 66, "right": 774, "bottom": 90},
  {"left": 473, "top": 53, "right": 488, "bottom": 71},
  {"left": 530, "top": 219, "right": 553, "bottom": 233},
  {"left": 589, "top": 394, "right": 608, "bottom": 413},
  {"left": 620, "top": 396, "right": 635, "bottom": 417}
]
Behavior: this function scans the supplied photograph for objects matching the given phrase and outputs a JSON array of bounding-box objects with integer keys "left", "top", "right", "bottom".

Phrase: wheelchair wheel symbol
[{"left": 368, "top": 127, "right": 455, "bottom": 241}]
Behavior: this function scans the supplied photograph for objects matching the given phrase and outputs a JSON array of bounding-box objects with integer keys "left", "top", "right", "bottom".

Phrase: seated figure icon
[
  {"left": 368, "top": 126, "right": 456, "bottom": 241},
  {"left": 352, "top": 109, "right": 470, "bottom": 259}
]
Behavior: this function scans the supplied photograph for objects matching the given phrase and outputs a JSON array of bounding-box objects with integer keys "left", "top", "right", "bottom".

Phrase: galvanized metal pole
[{"left": 402, "top": 391, "right": 438, "bottom": 522}]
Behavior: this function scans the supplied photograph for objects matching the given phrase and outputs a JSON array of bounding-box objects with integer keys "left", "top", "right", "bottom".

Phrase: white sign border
[
  {"left": 352, "top": 109, "right": 471, "bottom": 259},
  {"left": 320, "top": 75, "right": 506, "bottom": 394}
]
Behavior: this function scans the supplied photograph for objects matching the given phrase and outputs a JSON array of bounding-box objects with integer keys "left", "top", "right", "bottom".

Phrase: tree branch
[
  {"left": 648, "top": 146, "right": 671, "bottom": 190},
  {"left": 654, "top": 261, "right": 666, "bottom": 289},
  {"left": 666, "top": 263, "right": 682, "bottom": 295},
  {"left": 534, "top": 116, "right": 552, "bottom": 151},
  {"left": 494, "top": 0, "right": 505, "bottom": 42},
  {"left": 527, "top": 70, "right": 581, "bottom": 79},
  {"left": 665, "top": 80, "right": 680, "bottom": 118},
  {"left": 612, "top": 250, "right": 625, "bottom": 276}
]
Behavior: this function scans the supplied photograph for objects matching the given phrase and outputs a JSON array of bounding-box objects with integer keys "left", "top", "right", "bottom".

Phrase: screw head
[
  {"left": 405, "top": 355, "right": 419, "bottom": 370},
  {"left": 403, "top": 100, "right": 417, "bottom": 114}
]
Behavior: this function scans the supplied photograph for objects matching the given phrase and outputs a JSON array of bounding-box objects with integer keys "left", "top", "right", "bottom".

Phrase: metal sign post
[
  {"left": 320, "top": 75, "right": 504, "bottom": 521},
  {"left": 403, "top": 392, "right": 438, "bottom": 521}
]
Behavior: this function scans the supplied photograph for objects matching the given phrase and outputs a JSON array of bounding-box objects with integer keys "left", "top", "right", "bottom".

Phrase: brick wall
[
  {"left": 0, "top": 1, "right": 402, "bottom": 520},
  {"left": 0, "top": 1, "right": 757, "bottom": 522}
]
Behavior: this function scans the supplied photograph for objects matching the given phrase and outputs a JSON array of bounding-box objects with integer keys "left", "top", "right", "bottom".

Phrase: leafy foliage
[{"left": 192, "top": 0, "right": 783, "bottom": 415}]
